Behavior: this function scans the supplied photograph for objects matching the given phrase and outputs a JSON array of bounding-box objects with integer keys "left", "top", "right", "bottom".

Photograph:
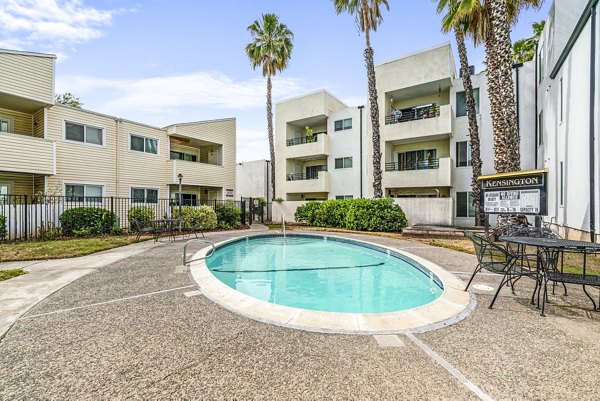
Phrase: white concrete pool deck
[{"left": 189, "top": 233, "right": 474, "bottom": 334}]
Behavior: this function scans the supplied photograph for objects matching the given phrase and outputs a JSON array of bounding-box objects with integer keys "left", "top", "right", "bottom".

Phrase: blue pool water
[{"left": 205, "top": 235, "right": 443, "bottom": 313}]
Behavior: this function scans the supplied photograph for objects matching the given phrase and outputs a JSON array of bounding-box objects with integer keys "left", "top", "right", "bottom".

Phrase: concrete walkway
[
  {"left": 1, "top": 227, "right": 599, "bottom": 399},
  {"left": 0, "top": 239, "right": 163, "bottom": 338}
]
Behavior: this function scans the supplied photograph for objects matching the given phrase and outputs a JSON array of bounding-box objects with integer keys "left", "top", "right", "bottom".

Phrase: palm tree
[
  {"left": 246, "top": 14, "right": 294, "bottom": 201},
  {"left": 333, "top": 0, "right": 389, "bottom": 198},
  {"left": 512, "top": 21, "right": 545, "bottom": 63},
  {"left": 453, "top": 0, "right": 543, "bottom": 173},
  {"left": 437, "top": 0, "right": 484, "bottom": 225}
]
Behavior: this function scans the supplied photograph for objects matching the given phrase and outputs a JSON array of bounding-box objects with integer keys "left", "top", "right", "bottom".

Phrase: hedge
[
  {"left": 0, "top": 215, "right": 6, "bottom": 241},
  {"left": 60, "top": 207, "right": 118, "bottom": 237},
  {"left": 172, "top": 205, "right": 217, "bottom": 231},
  {"left": 128, "top": 206, "right": 155, "bottom": 231},
  {"left": 216, "top": 202, "right": 242, "bottom": 229},
  {"left": 295, "top": 198, "right": 407, "bottom": 233}
]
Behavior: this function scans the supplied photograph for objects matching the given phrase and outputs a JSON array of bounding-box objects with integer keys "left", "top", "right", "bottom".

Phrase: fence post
[
  {"left": 241, "top": 201, "right": 246, "bottom": 225},
  {"left": 249, "top": 197, "right": 253, "bottom": 225},
  {"left": 24, "top": 194, "right": 28, "bottom": 241}
]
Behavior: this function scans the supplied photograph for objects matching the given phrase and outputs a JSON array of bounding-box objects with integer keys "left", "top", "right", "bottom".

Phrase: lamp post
[{"left": 177, "top": 173, "right": 183, "bottom": 232}]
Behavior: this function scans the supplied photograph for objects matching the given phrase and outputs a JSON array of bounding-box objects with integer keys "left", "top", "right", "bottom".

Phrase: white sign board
[
  {"left": 225, "top": 189, "right": 234, "bottom": 197},
  {"left": 484, "top": 189, "right": 540, "bottom": 214}
]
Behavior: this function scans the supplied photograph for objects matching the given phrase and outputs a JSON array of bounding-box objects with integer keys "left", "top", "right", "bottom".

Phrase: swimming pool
[
  {"left": 206, "top": 235, "right": 442, "bottom": 313},
  {"left": 189, "top": 233, "right": 472, "bottom": 334}
]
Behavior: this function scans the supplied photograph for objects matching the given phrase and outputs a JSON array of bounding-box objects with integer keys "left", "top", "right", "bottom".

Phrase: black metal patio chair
[
  {"left": 464, "top": 231, "right": 540, "bottom": 308},
  {"left": 131, "top": 218, "right": 158, "bottom": 242}
]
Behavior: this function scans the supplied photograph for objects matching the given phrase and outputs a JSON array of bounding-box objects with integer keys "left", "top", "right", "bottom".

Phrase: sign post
[{"left": 478, "top": 169, "right": 549, "bottom": 234}]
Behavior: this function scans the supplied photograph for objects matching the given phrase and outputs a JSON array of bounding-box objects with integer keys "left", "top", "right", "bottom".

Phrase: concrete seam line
[
  {"left": 22, "top": 285, "right": 196, "bottom": 320},
  {"left": 405, "top": 333, "right": 494, "bottom": 401}
]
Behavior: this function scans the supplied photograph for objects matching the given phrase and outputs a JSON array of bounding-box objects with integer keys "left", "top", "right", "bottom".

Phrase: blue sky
[{"left": 0, "top": 0, "right": 551, "bottom": 161}]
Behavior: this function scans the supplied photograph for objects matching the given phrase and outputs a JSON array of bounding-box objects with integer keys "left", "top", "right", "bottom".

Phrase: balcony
[
  {"left": 383, "top": 157, "right": 452, "bottom": 188},
  {"left": 168, "top": 159, "right": 225, "bottom": 188},
  {"left": 0, "top": 132, "right": 55, "bottom": 175},
  {"left": 285, "top": 132, "right": 329, "bottom": 160},
  {"left": 285, "top": 171, "right": 330, "bottom": 194},
  {"left": 382, "top": 104, "right": 452, "bottom": 143}
]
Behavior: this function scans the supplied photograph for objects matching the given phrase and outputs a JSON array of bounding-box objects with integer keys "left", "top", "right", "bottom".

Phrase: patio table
[
  {"left": 150, "top": 218, "right": 178, "bottom": 242},
  {"left": 500, "top": 236, "right": 600, "bottom": 315}
]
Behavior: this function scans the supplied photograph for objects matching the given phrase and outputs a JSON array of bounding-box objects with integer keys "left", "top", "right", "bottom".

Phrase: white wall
[
  {"left": 272, "top": 201, "right": 305, "bottom": 223},
  {"left": 236, "top": 159, "right": 270, "bottom": 200},
  {"left": 393, "top": 198, "right": 454, "bottom": 226}
]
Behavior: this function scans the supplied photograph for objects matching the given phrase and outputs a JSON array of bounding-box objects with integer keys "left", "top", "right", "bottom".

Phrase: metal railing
[
  {"left": 0, "top": 194, "right": 254, "bottom": 242},
  {"left": 183, "top": 238, "right": 216, "bottom": 266},
  {"left": 286, "top": 169, "right": 327, "bottom": 181},
  {"left": 385, "top": 104, "right": 440, "bottom": 125},
  {"left": 385, "top": 159, "right": 440, "bottom": 171},
  {"left": 286, "top": 131, "right": 327, "bottom": 146}
]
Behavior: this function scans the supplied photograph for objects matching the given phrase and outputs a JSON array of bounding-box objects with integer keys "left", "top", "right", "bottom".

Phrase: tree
[
  {"left": 452, "top": 0, "right": 543, "bottom": 173},
  {"left": 512, "top": 20, "right": 545, "bottom": 63},
  {"left": 245, "top": 14, "right": 294, "bottom": 201},
  {"left": 437, "top": 0, "right": 484, "bottom": 225},
  {"left": 333, "top": 0, "right": 389, "bottom": 198},
  {"left": 55, "top": 92, "right": 83, "bottom": 108}
]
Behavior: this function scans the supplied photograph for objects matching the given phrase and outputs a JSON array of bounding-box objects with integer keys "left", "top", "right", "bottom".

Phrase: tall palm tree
[
  {"left": 453, "top": 0, "right": 543, "bottom": 173},
  {"left": 333, "top": 0, "right": 389, "bottom": 198},
  {"left": 437, "top": 0, "right": 484, "bottom": 225},
  {"left": 246, "top": 14, "right": 294, "bottom": 201}
]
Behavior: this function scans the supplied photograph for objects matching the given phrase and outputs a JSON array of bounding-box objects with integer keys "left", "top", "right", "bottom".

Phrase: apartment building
[
  {"left": 535, "top": 0, "right": 599, "bottom": 241},
  {"left": 0, "top": 49, "right": 236, "bottom": 203},
  {"left": 275, "top": 44, "right": 535, "bottom": 226},
  {"left": 274, "top": 90, "right": 368, "bottom": 202}
]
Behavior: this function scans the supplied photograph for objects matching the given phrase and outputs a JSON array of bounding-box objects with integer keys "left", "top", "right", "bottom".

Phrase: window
[
  {"left": 170, "top": 151, "right": 198, "bottom": 162},
  {"left": 335, "top": 157, "right": 353, "bottom": 169},
  {"left": 334, "top": 118, "right": 352, "bottom": 131},
  {"left": 457, "top": 192, "right": 476, "bottom": 218},
  {"left": 0, "top": 182, "right": 12, "bottom": 195},
  {"left": 456, "top": 88, "right": 480, "bottom": 117},
  {"left": 131, "top": 188, "right": 158, "bottom": 203},
  {"left": 560, "top": 78, "right": 564, "bottom": 123},
  {"left": 397, "top": 149, "right": 437, "bottom": 170},
  {"left": 305, "top": 165, "right": 327, "bottom": 179},
  {"left": 172, "top": 193, "right": 197, "bottom": 206},
  {"left": 336, "top": 195, "right": 354, "bottom": 200},
  {"left": 538, "top": 111, "right": 544, "bottom": 146},
  {"left": 0, "top": 118, "right": 10, "bottom": 133},
  {"left": 65, "top": 122, "right": 104, "bottom": 145},
  {"left": 65, "top": 184, "right": 103, "bottom": 202},
  {"left": 456, "top": 141, "right": 472, "bottom": 167},
  {"left": 130, "top": 134, "right": 158, "bottom": 154}
]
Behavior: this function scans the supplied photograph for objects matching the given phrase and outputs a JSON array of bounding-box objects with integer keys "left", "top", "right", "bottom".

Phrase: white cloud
[
  {"left": 56, "top": 72, "right": 307, "bottom": 122},
  {"left": 0, "top": 0, "right": 125, "bottom": 55},
  {"left": 236, "top": 130, "right": 270, "bottom": 163}
]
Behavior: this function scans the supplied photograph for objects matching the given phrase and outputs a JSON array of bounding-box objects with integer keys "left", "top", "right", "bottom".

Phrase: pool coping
[{"left": 188, "top": 233, "right": 475, "bottom": 335}]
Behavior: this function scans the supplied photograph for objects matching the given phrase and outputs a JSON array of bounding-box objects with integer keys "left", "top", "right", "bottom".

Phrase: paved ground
[{"left": 1, "top": 228, "right": 599, "bottom": 400}]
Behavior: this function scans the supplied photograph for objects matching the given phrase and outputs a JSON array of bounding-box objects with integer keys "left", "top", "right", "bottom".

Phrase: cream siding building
[{"left": 0, "top": 49, "right": 236, "bottom": 203}]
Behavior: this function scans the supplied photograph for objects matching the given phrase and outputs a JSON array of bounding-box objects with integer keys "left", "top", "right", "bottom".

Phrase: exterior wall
[
  {"left": 46, "top": 105, "right": 117, "bottom": 196},
  {"left": 537, "top": 1, "right": 599, "bottom": 240},
  {"left": 0, "top": 132, "right": 54, "bottom": 175},
  {"left": 393, "top": 198, "right": 454, "bottom": 226},
  {"left": 118, "top": 120, "right": 169, "bottom": 199},
  {"left": 0, "top": 50, "right": 55, "bottom": 104},
  {"left": 236, "top": 159, "right": 271, "bottom": 200},
  {"left": 166, "top": 119, "right": 236, "bottom": 199},
  {"left": 0, "top": 107, "right": 34, "bottom": 135},
  {"left": 0, "top": 172, "right": 36, "bottom": 195}
]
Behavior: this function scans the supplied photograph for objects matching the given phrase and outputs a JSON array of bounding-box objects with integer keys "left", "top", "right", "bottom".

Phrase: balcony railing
[
  {"left": 286, "top": 131, "right": 327, "bottom": 146},
  {"left": 385, "top": 104, "right": 440, "bottom": 125},
  {"left": 385, "top": 159, "right": 440, "bottom": 171},
  {"left": 286, "top": 167, "right": 327, "bottom": 181}
]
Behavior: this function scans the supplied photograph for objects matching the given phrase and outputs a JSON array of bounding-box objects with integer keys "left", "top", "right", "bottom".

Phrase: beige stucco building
[{"left": 0, "top": 49, "right": 236, "bottom": 203}]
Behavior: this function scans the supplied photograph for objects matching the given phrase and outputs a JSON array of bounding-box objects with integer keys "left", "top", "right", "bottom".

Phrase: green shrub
[
  {"left": 60, "top": 207, "right": 117, "bottom": 237},
  {"left": 294, "top": 198, "right": 407, "bottom": 233},
  {"left": 216, "top": 202, "right": 241, "bottom": 229},
  {"left": 313, "top": 199, "right": 350, "bottom": 228},
  {"left": 172, "top": 205, "right": 217, "bottom": 231},
  {"left": 128, "top": 206, "right": 155, "bottom": 231},
  {"left": 344, "top": 198, "right": 407, "bottom": 232},
  {"left": 0, "top": 215, "right": 6, "bottom": 241},
  {"left": 294, "top": 201, "right": 321, "bottom": 224}
]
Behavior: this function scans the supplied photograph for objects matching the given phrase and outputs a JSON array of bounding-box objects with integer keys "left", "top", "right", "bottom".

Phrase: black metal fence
[
  {"left": 385, "top": 158, "right": 440, "bottom": 172},
  {"left": 385, "top": 104, "right": 440, "bottom": 125},
  {"left": 0, "top": 194, "right": 255, "bottom": 242},
  {"left": 286, "top": 131, "right": 327, "bottom": 146}
]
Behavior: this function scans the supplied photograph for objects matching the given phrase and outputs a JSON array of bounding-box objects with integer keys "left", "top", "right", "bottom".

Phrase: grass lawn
[
  {"left": 0, "top": 268, "right": 26, "bottom": 281},
  {"left": 0, "top": 235, "right": 153, "bottom": 262}
]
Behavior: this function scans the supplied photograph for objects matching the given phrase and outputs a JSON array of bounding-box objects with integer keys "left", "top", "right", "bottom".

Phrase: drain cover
[{"left": 473, "top": 284, "right": 494, "bottom": 291}]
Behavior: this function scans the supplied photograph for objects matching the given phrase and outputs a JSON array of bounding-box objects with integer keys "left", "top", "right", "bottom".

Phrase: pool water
[{"left": 206, "top": 235, "right": 443, "bottom": 313}]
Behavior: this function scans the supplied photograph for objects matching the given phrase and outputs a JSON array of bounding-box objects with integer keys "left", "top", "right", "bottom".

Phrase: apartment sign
[{"left": 479, "top": 170, "right": 548, "bottom": 216}]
